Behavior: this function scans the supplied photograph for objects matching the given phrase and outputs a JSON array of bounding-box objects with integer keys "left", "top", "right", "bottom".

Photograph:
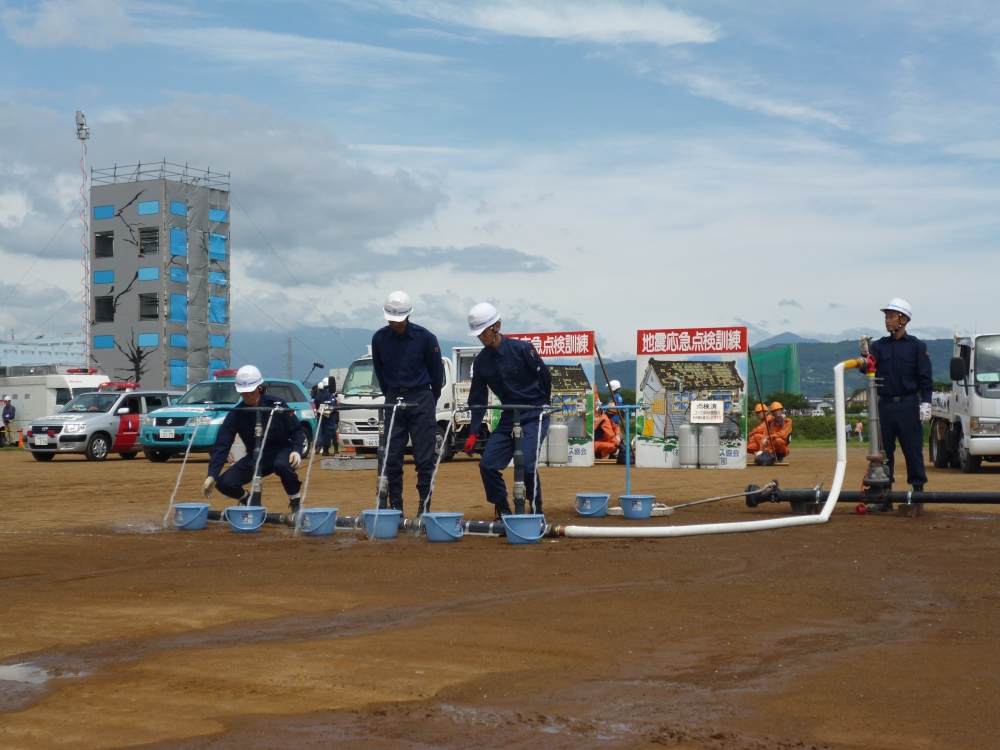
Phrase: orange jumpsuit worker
[
  {"left": 593, "top": 405, "right": 622, "bottom": 459},
  {"left": 766, "top": 402, "right": 793, "bottom": 461},
  {"left": 746, "top": 403, "right": 773, "bottom": 454}
]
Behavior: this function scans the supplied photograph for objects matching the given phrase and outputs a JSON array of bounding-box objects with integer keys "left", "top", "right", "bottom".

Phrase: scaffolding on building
[{"left": 91, "top": 160, "right": 230, "bottom": 190}]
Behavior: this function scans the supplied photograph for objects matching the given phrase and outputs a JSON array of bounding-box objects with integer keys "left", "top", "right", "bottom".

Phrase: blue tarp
[
  {"left": 209, "top": 271, "right": 227, "bottom": 286},
  {"left": 169, "top": 360, "right": 187, "bottom": 387},
  {"left": 210, "top": 334, "right": 227, "bottom": 348},
  {"left": 137, "top": 333, "right": 159, "bottom": 348},
  {"left": 137, "top": 267, "right": 159, "bottom": 281},
  {"left": 210, "top": 359, "right": 227, "bottom": 373},
  {"left": 209, "top": 208, "right": 228, "bottom": 223},
  {"left": 93, "top": 205, "right": 114, "bottom": 220},
  {"left": 170, "top": 294, "right": 188, "bottom": 323},
  {"left": 170, "top": 334, "right": 188, "bottom": 348},
  {"left": 137, "top": 201, "right": 159, "bottom": 216},
  {"left": 209, "top": 295, "right": 226, "bottom": 323},
  {"left": 94, "top": 335, "right": 114, "bottom": 349},
  {"left": 170, "top": 267, "right": 188, "bottom": 282},
  {"left": 209, "top": 233, "right": 226, "bottom": 260},
  {"left": 170, "top": 202, "right": 187, "bottom": 216},
  {"left": 170, "top": 228, "right": 187, "bottom": 257},
  {"left": 93, "top": 270, "right": 114, "bottom": 284}
]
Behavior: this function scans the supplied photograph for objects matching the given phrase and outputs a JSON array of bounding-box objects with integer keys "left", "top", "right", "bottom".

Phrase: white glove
[
  {"left": 920, "top": 403, "right": 931, "bottom": 423},
  {"left": 289, "top": 451, "right": 302, "bottom": 469},
  {"left": 202, "top": 476, "right": 216, "bottom": 499}
]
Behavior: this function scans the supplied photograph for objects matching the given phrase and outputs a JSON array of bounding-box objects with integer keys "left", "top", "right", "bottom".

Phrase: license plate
[
  {"left": 33, "top": 435, "right": 48, "bottom": 446},
  {"left": 159, "top": 429, "right": 175, "bottom": 439},
  {"left": 364, "top": 436, "right": 378, "bottom": 447}
]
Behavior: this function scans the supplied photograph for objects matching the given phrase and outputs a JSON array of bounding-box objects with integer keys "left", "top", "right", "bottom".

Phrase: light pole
[{"left": 76, "top": 110, "right": 90, "bottom": 367}]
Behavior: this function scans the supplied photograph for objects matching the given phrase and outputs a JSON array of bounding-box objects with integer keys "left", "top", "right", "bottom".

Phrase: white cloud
[
  {"left": 0, "top": 192, "right": 30, "bottom": 228},
  {"left": 153, "top": 27, "right": 448, "bottom": 86},
  {"left": 368, "top": 0, "right": 718, "bottom": 46},
  {"left": 1, "top": 0, "right": 151, "bottom": 49},
  {"left": 678, "top": 73, "right": 849, "bottom": 129}
]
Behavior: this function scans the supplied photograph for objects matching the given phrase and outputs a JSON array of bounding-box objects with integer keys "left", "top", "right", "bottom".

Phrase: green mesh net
[{"left": 748, "top": 343, "right": 801, "bottom": 396}]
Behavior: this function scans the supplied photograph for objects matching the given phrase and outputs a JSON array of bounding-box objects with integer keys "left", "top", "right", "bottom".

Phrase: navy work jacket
[
  {"left": 2, "top": 405, "right": 14, "bottom": 422},
  {"left": 870, "top": 332, "right": 934, "bottom": 403},
  {"left": 371, "top": 322, "right": 444, "bottom": 400},
  {"left": 468, "top": 336, "right": 552, "bottom": 434},
  {"left": 208, "top": 394, "right": 305, "bottom": 478}
]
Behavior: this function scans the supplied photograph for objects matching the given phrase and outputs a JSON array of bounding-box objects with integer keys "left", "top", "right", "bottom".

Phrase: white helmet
[
  {"left": 609, "top": 379, "right": 621, "bottom": 392},
  {"left": 880, "top": 298, "right": 912, "bottom": 320},
  {"left": 468, "top": 302, "right": 500, "bottom": 336},
  {"left": 383, "top": 291, "right": 412, "bottom": 322},
  {"left": 235, "top": 365, "right": 264, "bottom": 393}
]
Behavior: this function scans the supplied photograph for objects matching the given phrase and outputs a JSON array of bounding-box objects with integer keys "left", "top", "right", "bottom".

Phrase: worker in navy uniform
[
  {"left": 865, "top": 298, "right": 933, "bottom": 512},
  {"left": 1, "top": 397, "right": 14, "bottom": 447},
  {"left": 202, "top": 365, "right": 305, "bottom": 512},
  {"left": 371, "top": 291, "right": 444, "bottom": 516},
  {"left": 463, "top": 302, "right": 552, "bottom": 519},
  {"left": 314, "top": 379, "right": 338, "bottom": 456}
]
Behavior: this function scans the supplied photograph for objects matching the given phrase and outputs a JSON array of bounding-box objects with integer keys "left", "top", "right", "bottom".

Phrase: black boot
[
  {"left": 494, "top": 500, "right": 513, "bottom": 520},
  {"left": 866, "top": 500, "right": 894, "bottom": 513},
  {"left": 389, "top": 496, "right": 403, "bottom": 513},
  {"left": 237, "top": 491, "right": 250, "bottom": 506},
  {"left": 531, "top": 498, "right": 543, "bottom": 514},
  {"left": 288, "top": 494, "right": 301, "bottom": 514},
  {"left": 417, "top": 496, "right": 430, "bottom": 516},
  {"left": 912, "top": 484, "right": 924, "bottom": 493}
]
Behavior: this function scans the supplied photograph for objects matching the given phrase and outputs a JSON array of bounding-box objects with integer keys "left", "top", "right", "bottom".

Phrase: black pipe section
[
  {"left": 204, "top": 509, "right": 534, "bottom": 536},
  {"left": 745, "top": 484, "right": 1000, "bottom": 507}
]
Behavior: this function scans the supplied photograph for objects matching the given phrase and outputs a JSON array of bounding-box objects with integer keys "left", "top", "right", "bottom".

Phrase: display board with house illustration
[
  {"left": 508, "top": 330, "right": 596, "bottom": 467},
  {"left": 635, "top": 327, "right": 748, "bottom": 469}
]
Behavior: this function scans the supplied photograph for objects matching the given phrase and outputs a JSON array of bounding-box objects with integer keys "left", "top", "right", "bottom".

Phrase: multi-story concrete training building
[{"left": 88, "top": 161, "right": 230, "bottom": 388}]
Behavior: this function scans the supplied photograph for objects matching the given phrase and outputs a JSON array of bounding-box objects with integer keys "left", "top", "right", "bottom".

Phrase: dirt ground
[{"left": 1, "top": 444, "right": 999, "bottom": 749}]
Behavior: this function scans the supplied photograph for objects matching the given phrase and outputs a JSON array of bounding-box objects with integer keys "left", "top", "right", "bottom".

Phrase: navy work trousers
[
  {"left": 878, "top": 397, "right": 928, "bottom": 487},
  {"left": 318, "top": 413, "right": 337, "bottom": 452},
  {"left": 480, "top": 412, "right": 549, "bottom": 510},
  {"left": 381, "top": 387, "right": 437, "bottom": 502},
  {"left": 216, "top": 447, "right": 302, "bottom": 502}
]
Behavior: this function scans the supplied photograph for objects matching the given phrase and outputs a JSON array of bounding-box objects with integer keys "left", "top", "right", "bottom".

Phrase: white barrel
[
  {"left": 539, "top": 434, "right": 549, "bottom": 466},
  {"left": 546, "top": 423, "right": 569, "bottom": 466},
  {"left": 678, "top": 423, "right": 699, "bottom": 468},
  {"left": 698, "top": 425, "right": 720, "bottom": 466}
]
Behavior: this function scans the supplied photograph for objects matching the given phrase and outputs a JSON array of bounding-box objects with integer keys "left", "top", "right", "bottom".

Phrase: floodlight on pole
[{"left": 76, "top": 111, "right": 90, "bottom": 367}]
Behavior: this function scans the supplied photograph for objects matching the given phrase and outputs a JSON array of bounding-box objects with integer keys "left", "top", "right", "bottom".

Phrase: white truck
[
  {"left": 929, "top": 333, "right": 1000, "bottom": 473},
  {"left": 337, "top": 346, "right": 484, "bottom": 459},
  {"left": 0, "top": 365, "right": 111, "bottom": 438}
]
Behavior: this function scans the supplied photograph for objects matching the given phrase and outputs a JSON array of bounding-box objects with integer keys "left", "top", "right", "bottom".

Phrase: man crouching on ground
[{"left": 202, "top": 365, "right": 304, "bottom": 512}]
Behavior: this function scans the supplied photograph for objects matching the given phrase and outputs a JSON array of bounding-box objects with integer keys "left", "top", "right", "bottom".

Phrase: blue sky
[{"left": 1, "top": 0, "right": 999, "bottom": 358}]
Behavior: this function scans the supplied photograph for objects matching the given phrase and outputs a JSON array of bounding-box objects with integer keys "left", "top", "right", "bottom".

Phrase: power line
[
  {"left": 230, "top": 192, "right": 357, "bottom": 360},
  {"left": 229, "top": 284, "right": 330, "bottom": 365},
  {"left": 0, "top": 199, "right": 82, "bottom": 312}
]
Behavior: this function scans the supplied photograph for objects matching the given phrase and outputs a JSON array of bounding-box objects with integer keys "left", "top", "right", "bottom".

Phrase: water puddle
[{"left": 0, "top": 663, "right": 51, "bottom": 684}]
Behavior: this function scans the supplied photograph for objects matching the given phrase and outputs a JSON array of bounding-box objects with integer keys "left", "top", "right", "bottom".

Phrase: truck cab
[
  {"left": 929, "top": 333, "right": 1000, "bottom": 473},
  {"left": 337, "top": 348, "right": 461, "bottom": 458}
]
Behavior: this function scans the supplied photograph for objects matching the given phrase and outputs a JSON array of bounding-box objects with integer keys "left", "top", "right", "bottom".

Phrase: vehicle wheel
[
  {"left": 119, "top": 451, "right": 138, "bottom": 460},
  {"left": 85, "top": 434, "right": 110, "bottom": 461},
  {"left": 144, "top": 450, "right": 172, "bottom": 463},
  {"left": 959, "top": 439, "right": 982, "bottom": 474},
  {"left": 300, "top": 424, "right": 313, "bottom": 459},
  {"left": 435, "top": 424, "right": 455, "bottom": 462},
  {"left": 929, "top": 426, "right": 950, "bottom": 469},
  {"left": 31, "top": 452, "right": 55, "bottom": 462}
]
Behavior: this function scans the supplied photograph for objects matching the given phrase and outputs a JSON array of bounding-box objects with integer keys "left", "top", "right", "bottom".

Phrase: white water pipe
[{"left": 560, "top": 360, "right": 855, "bottom": 539}]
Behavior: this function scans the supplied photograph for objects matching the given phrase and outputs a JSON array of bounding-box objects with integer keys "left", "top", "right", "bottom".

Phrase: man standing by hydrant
[
  {"left": 463, "top": 302, "right": 551, "bottom": 519},
  {"left": 371, "top": 291, "right": 444, "bottom": 516},
  {"left": 865, "top": 298, "right": 933, "bottom": 512}
]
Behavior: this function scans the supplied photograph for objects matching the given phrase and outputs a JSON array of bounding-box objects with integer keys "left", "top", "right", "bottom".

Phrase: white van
[{"left": 0, "top": 365, "right": 110, "bottom": 435}]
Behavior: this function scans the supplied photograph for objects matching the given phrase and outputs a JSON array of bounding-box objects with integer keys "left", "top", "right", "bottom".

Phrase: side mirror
[
  {"left": 950, "top": 357, "right": 966, "bottom": 382},
  {"left": 117, "top": 407, "right": 130, "bottom": 415}
]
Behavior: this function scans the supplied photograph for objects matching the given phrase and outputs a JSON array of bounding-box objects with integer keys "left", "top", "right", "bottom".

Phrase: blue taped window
[
  {"left": 209, "top": 271, "right": 227, "bottom": 286},
  {"left": 210, "top": 359, "right": 227, "bottom": 373},
  {"left": 209, "top": 233, "right": 226, "bottom": 260},
  {"left": 137, "top": 201, "right": 159, "bottom": 215},
  {"left": 170, "top": 228, "right": 187, "bottom": 257},
  {"left": 169, "top": 360, "right": 187, "bottom": 387},
  {"left": 169, "top": 202, "right": 187, "bottom": 216},
  {"left": 209, "top": 208, "right": 228, "bottom": 223},
  {"left": 169, "top": 267, "right": 187, "bottom": 283},
  {"left": 93, "top": 270, "right": 114, "bottom": 284},
  {"left": 210, "top": 334, "right": 227, "bottom": 348},
  {"left": 209, "top": 296, "right": 226, "bottom": 323},
  {"left": 170, "top": 334, "right": 188, "bottom": 348},
  {"left": 170, "top": 294, "right": 188, "bottom": 323},
  {"left": 93, "top": 335, "right": 114, "bottom": 349},
  {"left": 137, "top": 266, "right": 159, "bottom": 281},
  {"left": 93, "top": 205, "right": 114, "bottom": 220},
  {"left": 137, "top": 333, "right": 159, "bottom": 348}
]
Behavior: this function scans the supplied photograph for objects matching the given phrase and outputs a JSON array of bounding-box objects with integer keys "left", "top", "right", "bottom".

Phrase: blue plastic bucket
[
  {"left": 619, "top": 494, "right": 655, "bottom": 520},
  {"left": 574, "top": 493, "right": 610, "bottom": 518},
  {"left": 224, "top": 505, "right": 268, "bottom": 534},
  {"left": 299, "top": 508, "right": 338, "bottom": 537},
  {"left": 361, "top": 509, "right": 401, "bottom": 539},
  {"left": 423, "top": 512, "right": 464, "bottom": 543},
  {"left": 502, "top": 514, "right": 547, "bottom": 545},
  {"left": 172, "top": 502, "right": 210, "bottom": 530}
]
